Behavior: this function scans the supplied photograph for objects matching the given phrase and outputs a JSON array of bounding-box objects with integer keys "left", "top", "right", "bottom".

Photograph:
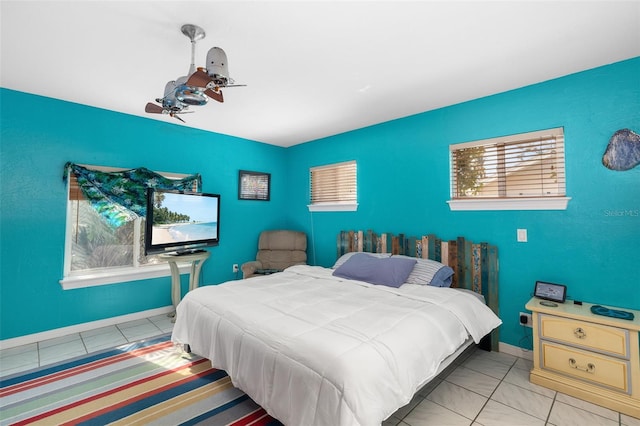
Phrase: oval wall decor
[{"left": 602, "top": 128, "right": 640, "bottom": 171}]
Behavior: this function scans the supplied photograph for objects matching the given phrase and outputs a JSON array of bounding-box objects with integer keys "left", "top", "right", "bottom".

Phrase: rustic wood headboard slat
[{"left": 337, "top": 229, "right": 500, "bottom": 351}]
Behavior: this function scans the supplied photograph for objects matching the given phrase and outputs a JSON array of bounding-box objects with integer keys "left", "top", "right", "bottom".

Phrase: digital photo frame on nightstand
[{"left": 533, "top": 281, "right": 566, "bottom": 304}]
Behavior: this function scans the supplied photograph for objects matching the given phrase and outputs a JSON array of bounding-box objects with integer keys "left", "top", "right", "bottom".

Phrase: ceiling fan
[{"left": 145, "top": 24, "right": 244, "bottom": 123}]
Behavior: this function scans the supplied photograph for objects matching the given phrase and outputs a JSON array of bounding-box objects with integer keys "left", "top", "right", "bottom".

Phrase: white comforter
[{"left": 172, "top": 265, "right": 501, "bottom": 426}]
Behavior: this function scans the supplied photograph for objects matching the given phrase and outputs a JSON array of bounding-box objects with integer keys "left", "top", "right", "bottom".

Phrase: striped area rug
[{"left": 0, "top": 335, "right": 283, "bottom": 426}]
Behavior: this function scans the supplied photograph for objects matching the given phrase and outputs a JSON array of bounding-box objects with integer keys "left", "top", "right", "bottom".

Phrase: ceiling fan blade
[
  {"left": 145, "top": 102, "right": 164, "bottom": 114},
  {"left": 171, "top": 113, "right": 186, "bottom": 123},
  {"left": 186, "top": 69, "right": 213, "bottom": 88},
  {"left": 205, "top": 88, "right": 224, "bottom": 103}
]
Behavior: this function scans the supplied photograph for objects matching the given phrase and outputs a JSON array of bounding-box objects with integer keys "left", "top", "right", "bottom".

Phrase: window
[
  {"left": 308, "top": 160, "right": 358, "bottom": 212},
  {"left": 61, "top": 165, "right": 199, "bottom": 289},
  {"left": 448, "top": 127, "right": 570, "bottom": 211}
]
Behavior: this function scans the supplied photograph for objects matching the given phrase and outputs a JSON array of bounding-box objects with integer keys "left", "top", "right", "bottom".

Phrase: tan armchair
[{"left": 241, "top": 230, "right": 307, "bottom": 279}]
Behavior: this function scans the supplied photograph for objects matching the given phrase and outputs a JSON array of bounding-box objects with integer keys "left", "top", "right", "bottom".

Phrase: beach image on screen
[{"left": 151, "top": 192, "right": 218, "bottom": 245}]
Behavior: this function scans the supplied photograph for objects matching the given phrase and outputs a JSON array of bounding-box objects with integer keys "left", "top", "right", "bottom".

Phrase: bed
[{"left": 171, "top": 230, "right": 502, "bottom": 426}]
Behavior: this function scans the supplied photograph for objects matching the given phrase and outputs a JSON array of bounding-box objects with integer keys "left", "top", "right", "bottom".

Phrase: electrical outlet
[
  {"left": 232, "top": 264, "right": 239, "bottom": 273},
  {"left": 519, "top": 312, "right": 533, "bottom": 328}
]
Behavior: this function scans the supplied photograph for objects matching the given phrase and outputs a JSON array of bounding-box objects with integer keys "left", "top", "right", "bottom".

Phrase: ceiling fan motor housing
[
  {"left": 176, "top": 85, "right": 208, "bottom": 106},
  {"left": 206, "top": 47, "right": 230, "bottom": 86},
  {"left": 173, "top": 76, "right": 208, "bottom": 106}
]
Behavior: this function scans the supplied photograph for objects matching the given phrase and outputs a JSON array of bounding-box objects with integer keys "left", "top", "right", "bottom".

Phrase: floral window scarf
[{"left": 63, "top": 163, "right": 202, "bottom": 227}]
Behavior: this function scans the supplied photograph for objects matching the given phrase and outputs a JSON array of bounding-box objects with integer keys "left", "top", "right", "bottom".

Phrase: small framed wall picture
[{"left": 238, "top": 170, "right": 270, "bottom": 201}]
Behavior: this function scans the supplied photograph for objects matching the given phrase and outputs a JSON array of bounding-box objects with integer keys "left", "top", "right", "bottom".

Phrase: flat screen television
[{"left": 145, "top": 189, "right": 220, "bottom": 255}]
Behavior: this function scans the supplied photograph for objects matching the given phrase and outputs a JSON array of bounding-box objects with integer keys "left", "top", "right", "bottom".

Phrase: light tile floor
[
  {"left": 1, "top": 318, "right": 639, "bottom": 426},
  {"left": 384, "top": 348, "right": 640, "bottom": 426},
  {"left": 0, "top": 314, "right": 174, "bottom": 376}
]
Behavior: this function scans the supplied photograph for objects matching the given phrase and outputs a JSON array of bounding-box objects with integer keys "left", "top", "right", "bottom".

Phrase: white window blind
[
  {"left": 308, "top": 160, "right": 357, "bottom": 211},
  {"left": 449, "top": 128, "right": 570, "bottom": 211}
]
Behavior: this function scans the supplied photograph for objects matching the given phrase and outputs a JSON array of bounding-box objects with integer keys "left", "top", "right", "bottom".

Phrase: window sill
[
  {"left": 59, "top": 262, "right": 192, "bottom": 290},
  {"left": 447, "top": 197, "right": 571, "bottom": 211},
  {"left": 308, "top": 202, "right": 359, "bottom": 212}
]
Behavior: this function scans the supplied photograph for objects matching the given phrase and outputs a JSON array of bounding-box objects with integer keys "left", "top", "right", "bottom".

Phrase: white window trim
[
  {"left": 448, "top": 197, "right": 571, "bottom": 211},
  {"left": 59, "top": 262, "right": 193, "bottom": 290},
  {"left": 61, "top": 164, "right": 196, "bottom": 290},
  {"left": 448, "top": 127, "right": 570, "bottom": 211},
  {"left": 307, "top": 202, "right": 359, "bottom": 212}
]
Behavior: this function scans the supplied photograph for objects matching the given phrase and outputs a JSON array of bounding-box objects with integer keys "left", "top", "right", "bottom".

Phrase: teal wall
[
  {"left": 287, "top": 57, "right": 640, "bottom": 349},
  {"left": 2, "top": 58, "right": 639, "bottom": 348},
  {"left": 0, "top": 90, "right": 288, "bottom": 339}
]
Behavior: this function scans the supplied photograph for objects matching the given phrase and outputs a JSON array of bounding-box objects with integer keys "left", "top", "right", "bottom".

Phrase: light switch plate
[{"left": 517, "top": 228, "right": 528, "bottom": 242}]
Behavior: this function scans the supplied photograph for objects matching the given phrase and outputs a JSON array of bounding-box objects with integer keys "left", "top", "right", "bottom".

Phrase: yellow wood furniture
[{"left": 526, "top": 297, "right": 640, "bottom": 418}]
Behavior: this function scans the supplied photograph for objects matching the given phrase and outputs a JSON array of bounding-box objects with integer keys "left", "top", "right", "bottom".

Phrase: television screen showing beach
[{"left": 150, "top": 192, "right": 219, "bottom": 245}]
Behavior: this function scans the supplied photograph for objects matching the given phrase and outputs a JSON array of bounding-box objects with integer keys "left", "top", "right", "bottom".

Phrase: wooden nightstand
[{"left": 526, "top": 297, "right": 640, "bottom": 418}]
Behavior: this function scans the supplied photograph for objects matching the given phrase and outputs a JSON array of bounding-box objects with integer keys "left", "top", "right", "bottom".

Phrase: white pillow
[
  {"left": 332, "top": 251, "right": 391, "bottom": 269},
  {"left": 393, "top": 255, "right": 455, "bottom": 287}
]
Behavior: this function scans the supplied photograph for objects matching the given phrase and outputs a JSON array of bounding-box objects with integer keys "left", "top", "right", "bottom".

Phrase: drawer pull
[
  {"left": 569, "top": 358, "right": 595, "bottom": 373},
  {"left": 573, "top": 327, "right": 586, "bottom": 339}
]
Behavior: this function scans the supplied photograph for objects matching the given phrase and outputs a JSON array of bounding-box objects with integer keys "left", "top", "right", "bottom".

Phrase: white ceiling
[{"left": 2, "top": 1, "right": 639, "bottom": 147}]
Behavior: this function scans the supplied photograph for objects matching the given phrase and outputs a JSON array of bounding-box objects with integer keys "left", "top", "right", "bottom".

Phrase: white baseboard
[
  {"left": 499, "top": 341, "right": 534, "bottom": 361},
  {"left": 0, "top": 306, "right": 174, "bottom": 350}
]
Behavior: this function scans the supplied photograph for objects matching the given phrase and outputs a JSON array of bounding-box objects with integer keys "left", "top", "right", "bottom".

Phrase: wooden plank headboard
[{"left": 337, "top": 230, "right": 500, "bottom": 350}]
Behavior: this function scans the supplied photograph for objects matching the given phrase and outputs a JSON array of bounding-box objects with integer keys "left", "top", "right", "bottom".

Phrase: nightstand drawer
[
  {"left": 541, "top": 341, "right": 631, "bottom": 393},
  {"left": 539, "top": 314, "right": 629, "bottom": 358}
]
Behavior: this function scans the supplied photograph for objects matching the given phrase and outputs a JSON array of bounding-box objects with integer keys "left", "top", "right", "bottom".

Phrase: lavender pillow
[
  {"left": 332, "top": 251, "right": 391, "bottom": 269},
  {"left": 332, "top": 253, "right": 417, "bottom": 288}
]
